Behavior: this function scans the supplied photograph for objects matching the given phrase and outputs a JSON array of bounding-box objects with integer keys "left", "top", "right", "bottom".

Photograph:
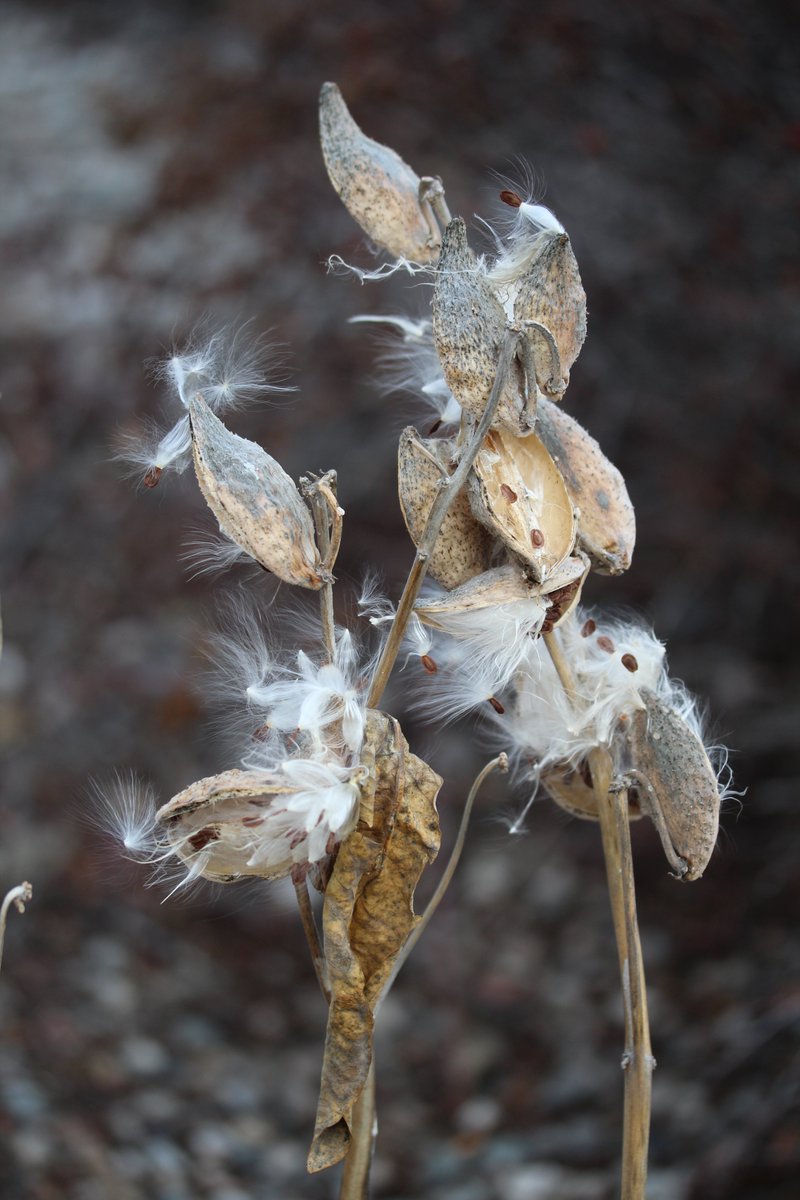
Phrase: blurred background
[{"left": 0, "top": 1, "right": 798, "bottom": 1197}]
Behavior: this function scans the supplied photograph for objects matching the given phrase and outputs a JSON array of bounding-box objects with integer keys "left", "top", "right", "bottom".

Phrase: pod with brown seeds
[
  {"left": 535, "top": 396, "right": 636, "bottom": 575},
  {"left": 469, "top": 428, "right": 576, "bottom": 583},
  {"left": 432, "top": 219, "right": 531, "bottom": 433},
  {"left": 397, "top": 427, "right": 494, "bottom": 589},
  {"left": 189, "top": 395, "right": 324, "bottom": 589},
  {"left": 414, "top": 564, "right": 546, "bottom": 627},
  {"left": 542, "top": 765, "right": 644, "bottom": 822},
  {"left": 513, "top": 231, "right": 587, "bottom": 392},
  {"left": 623, "top": 688, "right": 720, "bottom": 880},
  {"left": 319, "top": 82, "right": 438, "bottom": 263}
]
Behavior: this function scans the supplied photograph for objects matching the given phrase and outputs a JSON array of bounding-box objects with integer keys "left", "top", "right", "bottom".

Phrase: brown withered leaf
[
  {"left": 513, "top": 232, "right": 587, "bottom": 391},
  {"left": 308, "top": 711, "right": 442, "bottom": 1173},
  {"left": 189, "top": 396, "right": 324, "bottom": 589},
  {"left": 469, "top": 427, "right": 576, "bottom": 583},
  {"left": 624, "top": 689, "right": 720, "bottom": 880},
  {"left": 432, "top": 219, "right": 530, "bottom": 433},
  {"left": 397, "top": 426, "right": 495, "bottom": 589},
  {"left": 535, "top": 397, "right": 636, "bottom": 575},
  {"left": 319, "top": 82, "right": 437, "bottom": 263}
]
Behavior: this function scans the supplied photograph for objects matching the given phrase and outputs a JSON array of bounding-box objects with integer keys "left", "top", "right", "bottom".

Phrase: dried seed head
[
  {"left": 189, "top": 395, "right": 324, "bottom": 589},
  {"left": 513, "top": 229, "right": 587, "bottom": 390},
  {"left": 624, "top": 689, "right": 721, "bottom": 880},
  {"left": 397, "top": 426, "right": 494, "bottom": 589},
  {"left": 535, "top": 397, "right": 636, "bottom": 575},
  {"left": 319, "top": 82, "right": 437, "bottom": 262},
  {"left": 469, "top": 428, "right": 576, "bottom": 583},
  {"left": 432, "top": 219, "right": 530, "bottom": 433}
]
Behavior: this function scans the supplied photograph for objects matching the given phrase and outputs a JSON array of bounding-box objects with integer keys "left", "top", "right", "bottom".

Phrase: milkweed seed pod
[
  {"left": 513, "top": 230, "right": 587, "bottom": 394},
  {"left": 623, "top": 689, "right": 721, "bottom": 880},
  {"left": 397, "top": 426, "right": 495, "bottom": 589},
  {"left": 189, "top": 395, "right": 324, "bottom": 589},
  {"left": 319, "top": 82, "right": 438, "bottom": 263},
  {"left": 535, "top": 397, "right": 636, "bottom": 575},
  {"left": 155, "top": 764, "right": 362, "bottom": 884},
  {"left": 541, "top": 764, "right": 645, "bottom": 822},
  {"left": 469, "top": 428, "right": 576, "bottom": 583},
  {"left": 432, "top": 219, "right": 531, "bottom": 433}
]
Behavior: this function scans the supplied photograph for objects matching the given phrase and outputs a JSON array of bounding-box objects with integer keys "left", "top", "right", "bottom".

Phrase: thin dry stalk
[
  {"left": 339, "top": 1062, "right": 376, "bottom": 1200},
  {"left": 544, "top": 633, "right": 653, "bottom": 1200},
  {"left": 294, "top": 876, "right": 330, "bottom": 1003},
  {"left": 0, "top": 882, "right": 32, "bottom": 978},
  {"left": 367, "top": 327, "right": 520, "bottom": 708},
  {"left": 303, "top": 471, "right": 341, "bottom": 661}
]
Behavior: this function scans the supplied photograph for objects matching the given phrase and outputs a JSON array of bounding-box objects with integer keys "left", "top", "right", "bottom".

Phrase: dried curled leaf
[
  {"left": 624, "top": 689, "right": 721, "bottom": 880},
  {"left": 397, "top": 427, "right": 494, "bottom": 589},
  {"left": 432, "top": 219, "right": 530, "bottom": 432},
  {"left": 469, "top": 428, "right": 576, "bottom": 583},
  {"left": 513, "top": 231, "right": 587, "bottom": 390},
  {"left": 319, "top": 82, "right": 437, "bottom": 262},
  {"left": 308, "top": 711, "right": 441, "bottom": 1172},
  {"left": 156, "top": 768, "right": 299, "bottom": 883},
  {"left": 535, "top": 397, "right": 635, "bottom": 575},
  {"left": 189, "top": 395, "right": 323, "bottom": 589}
]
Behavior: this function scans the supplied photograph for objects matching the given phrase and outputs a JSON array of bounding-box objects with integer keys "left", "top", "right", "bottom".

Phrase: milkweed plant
[{"left": 98, "top": 83, "right": 732, "bottom": 1200}]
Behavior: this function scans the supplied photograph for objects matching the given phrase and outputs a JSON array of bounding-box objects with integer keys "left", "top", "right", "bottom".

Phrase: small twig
[
  {"left": 419, "top": 176, "right": 452, "bottom": 231},
  {"left": 302, "top": 472, "right": 341, "bottom": 662},
  {"left": 339, "top": 1060, "right": 376, "bottom": 1200},
  {"left": 543, "top": 633, "right": 652, "bottom": 1200},
  {"left": 293, "top": 875, "right": 330, "bottom": 1004},
  {"left": 0, "top": 882, "right": 32, "bottom": 978},
  {"left": 367, "top": 327, "right": 520, "bottom": 708}
]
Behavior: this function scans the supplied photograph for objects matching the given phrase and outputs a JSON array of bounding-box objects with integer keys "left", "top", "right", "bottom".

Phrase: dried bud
[
  {"left": 432, "top": 219, "right": 530, "bottom": 432},
  {"left": 513, "top": 230, "right": 587, "bottom": 391},
  {"left": 624, "top": 689, "right": 721, "bottom": 880},
  {"left": 469, "top": 428, "right": 576, "bottom": 583},
  {"left": 397, "top": 426, "right": 494, "bottom": 589},
  {"left": 535, "top": 397, "right": 636, "bottom": 575},
  {"left": 319, "top": 82, "right": 437, "bottom": 262},
  {"left": 189, "top": 395, "right": 324, "bottom": 589}
]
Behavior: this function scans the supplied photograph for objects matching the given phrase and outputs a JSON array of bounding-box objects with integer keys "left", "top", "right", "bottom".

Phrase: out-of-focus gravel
[{"left": 1, "top": 2, "right": 798, "bottom": 1197}]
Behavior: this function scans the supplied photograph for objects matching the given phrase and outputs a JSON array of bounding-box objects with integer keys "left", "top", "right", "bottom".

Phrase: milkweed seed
[
  {"left": 143, "top": 467, "right": 162, "bottom": 489},
  {"left": 421, "top": 654, "right": 438, "bottom": 674},
  {"left": 621, "top": 653, "right": 639, "bottom": 672},
  {"left": 596, "top": 635, "right": 615, "bottom": 653},
  {"left": 241, "top": 815, "right": 265, "bottom": 827},
  {"left": 500, "top": 189, "right": 523, "bottom": 208},
  {"left": 530, "top": 528, "right": 545, "bottom": 548},
  {"left": 581, "top": 618, "right": 597, "bottom": 637},
  {"left": 488, "top": 696, "right": 505, "bottom": 714},
  {"left": 500, "top": 483, "right": 518, "bottom": 503},
  {"left": 188, "top": 827, "right": 220, "bottom": 852}
]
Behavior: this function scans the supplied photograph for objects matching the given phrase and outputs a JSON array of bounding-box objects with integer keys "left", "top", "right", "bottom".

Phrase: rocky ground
[{"left": 0, "top": 2, "right": 798, "bottom": 1197}]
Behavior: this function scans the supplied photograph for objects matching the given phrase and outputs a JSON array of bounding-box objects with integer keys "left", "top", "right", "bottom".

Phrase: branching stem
[
  {"left": 543, "top": 633, "right": 652, "bottom": 1200},
  {"left": 367, "top": 327, "right": 519, "bottom": 708}
]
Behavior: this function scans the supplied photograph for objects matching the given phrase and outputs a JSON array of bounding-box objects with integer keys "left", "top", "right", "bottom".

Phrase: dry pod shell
[
  {"left": 513, "top": 230, "right": 587, "bottom": 392},
  {"left": 623, "top": 688, "right": 721, "bottom": 880},
  {"left": 469, "top": 428, "right": 576, "bottom": 583},
  {"left": 432, "top": 219, "right": 530, "bottom": 433},
  {"left": 535, "top": 397, "right": 636, "bottom": 575},
  {"left": 414, "top": 564, "right": 548, "bottom": 629},
  {"left": 397, "top": 426, "right": 494, "bottom": 589},
  {"left": 319, "top": 82, "right": 437, "bottom": 263},
  {"left": 542, "top": 764, "right": 644, "bottom": 822},
  {"left": 190, "top": 395, "right": 324, "bottom": 589}
]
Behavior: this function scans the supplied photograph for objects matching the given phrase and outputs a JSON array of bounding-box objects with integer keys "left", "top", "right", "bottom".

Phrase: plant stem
[
  {"left": 367, "top": 327, "right": 519, "bottom": 708},
  {"left": 0, "top": 882, "right": 32, "bottom": 977},
  {"left": 338, "top": 1061, "right": 376, "bottom": 1200},
  {"left": 294, "top": 876, "right": 330, "bottom": 1004},
  {"left": 544, "top": 632, "right": 653, "bottom": 1200},
  {"left": 303, "top": 471, "right": 340, "bottom": 661}
]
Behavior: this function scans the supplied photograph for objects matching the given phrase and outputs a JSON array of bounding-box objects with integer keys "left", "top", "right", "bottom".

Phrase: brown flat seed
[
  {"left": 530, "top": 528, "right": 545, "bottom": 548},
  {"left": 421, "top": 655, "right": 438, "bottom": 674},
  {"left": 581, "top": 618, "right": 596, "bottom": 637},
  {"left": 143, "top": 467, "right": 162, "bottom": 489},
  {"left": 621, "top": 653, "right": 639, "bottom": 672},
  {"left": 188, "top": 827, "right": 220, "bottom": 852},
  {"left": 596, "top": 635, "right": 615, "bottom": 653},
  {"left": 500, "top": 483, "right": 518, "bottom": 503},
  {"left": 488, "top": 696, "right": 505, "bottom": 714},
  {"left": 500, "top": 189, "right": 523, "bottom": 208}
]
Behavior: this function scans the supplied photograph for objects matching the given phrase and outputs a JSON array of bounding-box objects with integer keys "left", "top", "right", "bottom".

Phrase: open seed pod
[
  {"left": 398, "top": 426, "right": 494, "bottom": 589},
  {"left": 432, "top": 219, "right": 530, "bottom": 433},
  {"left": 541, "top": 764, "right": 644, "bottom": 822},
  {"left": 414, "top": 564, "right": 549, "bottom": 629},
  {"left": 319, "top": 82, "right": 438, "bottom": 263},
  {"left": 469, "top": 427, "right": 576, "bottom": 583},
  {"left": 513, "top": 231, "right": 587, "bottom": 392},
  {"left": 622, "top": 689, "right": 721, "bottom": 880},
  {"left": 535, "top": 397, "right": 635, "bottom": 575},
  {"left": 190, "top": 396, "right": 324, "bottom": 589}
]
